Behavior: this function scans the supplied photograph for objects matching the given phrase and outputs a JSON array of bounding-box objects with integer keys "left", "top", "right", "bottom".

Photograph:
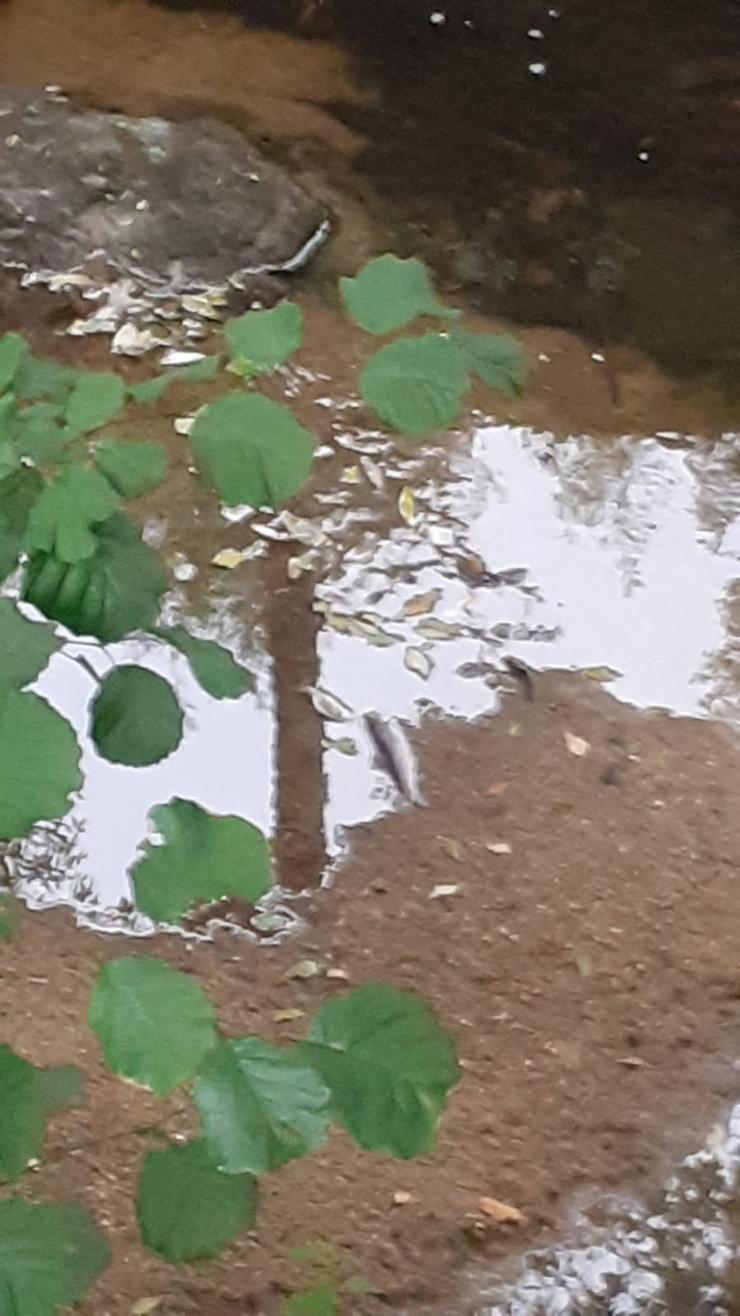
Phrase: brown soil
[{"left": 3, "top": 673, "right": 740, "bottom": 1314}]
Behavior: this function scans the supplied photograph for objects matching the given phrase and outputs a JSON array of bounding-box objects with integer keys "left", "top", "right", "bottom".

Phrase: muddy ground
[{"left": 2, "top": 0, "right": 740, "bottom": 1312}]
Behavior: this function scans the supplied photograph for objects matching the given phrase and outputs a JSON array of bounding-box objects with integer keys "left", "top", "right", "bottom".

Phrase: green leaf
[
  {"left": 190, "top": 394, "right": 314, "bottom": 508},
  {"left": 282, "top": 1287, "right": 337, "bottom": 1316},
  {"left": 129, "top": 354, "right": 222, "bottom": 404},
  {"left": 153, "top": 626, "right": 252, "bottom": 700},
  {"left": 0, "top": 467, "right": 44, "bottom": 581},
  {"left": 36, "top": 1065, "right": 84, "bottom": 1112},
  {"left": 360, "top": 334, "right": 467, "bottom": 436},
  {"left": 90, "top": 666, "right": 183, "bottom": 766},
  {"left": 300, "top": 984, "right": 460, "bottom": 1158},
  {"left": 0, "top": 1199, "right": 110, "bottom": 1315},
  {"left": 94, "top": 439, "right": 167, "bottom": 498},
  {"left": 24, "top": 513, "right": 166, "bottom": 642},
  {"left": 65, "top": 371, "right": 126, "bottom": 437},
  {"left": 0, "top": 691, "right": 81, "bottom": 839},
  {"left": 14, "top": 355, "right": 77, "bottom": 404},
  {"left": 451, "top": 329, "right": 525, "bottom": 396},
  {"left": 89, "top": 956, "right": 218, "bottom": 1096},
  {"left": 193, "top": 1038, "right": 331, "bottom": 1175},
  {"left": 27, "top": 468, "right": 119, "bottom": 564},
  {"left": 0, "top": 599, "right": 61, "bottom": 689},
  {"left": 340, "top": 255, "right": 456, "bottom": 335},
  {"left": 137, "top": 1139, "right": 257, "bottom": 1261},
  {"left": 12, "top": 403, "right": 68, "bottom": 464},
  {"left": 0, "top": 892, "right": 21, "bottom": 941},
  {"left": 225, "top": 302, "right": 303, "bottom": 374},
  {"left": 0, "top": 1045, "right": 46, "bottom": 1179},
  {"left": 0, "top": 334, "right": 27, "bottom": 393},
  {"left": 131, "top": 798, "right": 270, "bottom": 924}
]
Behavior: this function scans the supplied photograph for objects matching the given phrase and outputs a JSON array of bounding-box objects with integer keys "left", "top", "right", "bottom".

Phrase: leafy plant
[{"left": 0, "top": 253, "right": 519, "bottom": 1312}]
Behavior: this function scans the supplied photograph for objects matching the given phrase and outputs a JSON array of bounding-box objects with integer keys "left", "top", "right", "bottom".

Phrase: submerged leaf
[
  {"left": 340, "top": 255, "right": 456, "bottom": 335},
  {"left": 89, "top": 956, "right": 218, "bottom": 1096},
  {"left": 138, "top": 1139, "right": 257, "bottom": 1261},
  {"left": 193, "top": 1038, "right": 331, "bottom": 1175},
  {"left": 131, "top": 798, "right": 271, "bottom": 924},
  {"left": 191, "top": 394, "right": 314, "bottom": 508},
  {"left": 91, "top": 666, "right": 184, "bottom": 767},
  {"left": 360, "top": 334, "right": 467, "bottom": 436},
  {"left": 0, "top": 691, "right": 81, "bottom": 839},
  {"left": 451, "top": 329, "right": 525, "bottom": 396}
]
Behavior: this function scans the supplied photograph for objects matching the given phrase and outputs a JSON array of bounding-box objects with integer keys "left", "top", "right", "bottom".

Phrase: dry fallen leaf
[
  {"left": 393, "top": 1190, "right": 413, "bottom": 1206},
  {"left": 582, "top": 665, "right": 620, "bottom": 683},
  {"left": 486, "top": 782, "right": 508, "bottom": 797},
  {"left": 616, "top": 1055, "right": 648, "bottom": 1068},
  {"left": 402, "top": 588, "right": 442, "bottom": 618},
  {"left": 479, "top": 1196, "right": 527, "bottom": 1226},
  {"left": 429, "top": 883, "right": 461, "bottom": 899},
  {"left": 508, "top": 722, "right": 521, "bottom": 737},
  {"left": 404, "top": 646, "right": 434, "bottom": 680},
  {"left": 211, "top": 547, "right": 245, "bottom": 570},
  {"left": 564, "top": 731, "right": 590, "bottom": 757},
  {"left": 440, "top": 836, "right": 463, "bottom": 862},
  {"left": 326, "top": 967, "right": 349, "bottom": 980},
  {"left": 273, "top": 1008, "right": 307, "bottom": 1024},
  {"left": 130, "top": 1301, "right": 164, "bottom": 1316}
]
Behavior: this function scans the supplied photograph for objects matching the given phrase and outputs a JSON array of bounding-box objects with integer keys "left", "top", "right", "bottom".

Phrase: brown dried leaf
[
  {"left": 402, "top": 589, "right": 442, "bottom": 618},
  {"left": 479, "top": 1196, "right": 527, "bottom": 1226}
]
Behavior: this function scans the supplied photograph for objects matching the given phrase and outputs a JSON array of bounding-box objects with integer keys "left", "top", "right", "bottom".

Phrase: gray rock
[{"left": 0, "top": 88, "right": 328, "bottom": 288}]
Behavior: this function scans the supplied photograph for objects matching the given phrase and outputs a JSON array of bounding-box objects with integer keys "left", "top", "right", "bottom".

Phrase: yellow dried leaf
[
  {"left": 211, "top": 547, "right": 245, "bottom": 570},
  {"left": 479, "top": 1196, "right": 527, "bottom": 1226},
  {"left": 274, "top": 1008, "right": 306, "bottom": 1023},
  {"left": 398, "top": 486, "right": 416, "bottom": 524},
  {"left": 393, "top": 1190, "right": 413, "bottom": 1206}
]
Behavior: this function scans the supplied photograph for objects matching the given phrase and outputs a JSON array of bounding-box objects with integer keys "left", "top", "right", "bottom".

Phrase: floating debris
[
  {"left": 365, "top": 712, "right": 426, "bottom": 807},
  {"left": 306, "top": 686, "right": 354, "bottom": 721},
  {"left": 404, "top": 647, "right": 434, "bottom": 680}
]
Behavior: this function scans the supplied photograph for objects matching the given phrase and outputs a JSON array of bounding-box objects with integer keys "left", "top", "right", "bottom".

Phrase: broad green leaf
[
  {"left": 0, "top": 691, "right": 81, "bottom": 839},
  {"left": 300, "top": 984, "right": 460, "bottom": 1158},
  {"left": 137, "top": 1140, "right": 257, "bottom": 1261},
  {"left": 65, "top": 371, "right": 126, "bottom": 437},
  {"left": 131, "top": 798, "right": 270, "bottom": 924},
  {"left": 0, "top": 467, "right": 44, "bottom": 581},
  {"left": 451, "top": 328, "right": 525, "bottom": 396},
  {"left": 225, "top": 302, "right": 303, "bottom": 374},
  {"left": 14, "top": 355, "right": 77, "bottom": 404},
  {"left": 340, "top": 255, "right": 456, "bottom": 335},
  {"left": 94, "top": 439, "right": 167, "bottom": 498},
  {"left": 282, "top": 1287, "right": 337, "bottom": 1316},
  {"left": 90, "top": 666, "right": 183, "bottom": 766},
  {"left": 190, "top": 394, "right": 313, "bottom": 508},
  {"left": 0, "top": 599, "right": 61, "bottom": 689},
  {"left": 0, "top": 439, "right": 18, "bottom": 483},
  {"left": 12, "top": 403, "right": 68, "bottom": 464},
  {"left": 0, "top": 892, "right": 21, "bottom": 941},
  {"left": 153, "top": 626, "right": 252, "bottom": 700},
  {"left": 89, "top": 956, "right": 218, "bottom": 1096},
  {"left": 129, "top": 354, "right": 222, "bottom": 403},
  {"left": 0, "top": 1199, "right": 110, "bottom": 1315},
  {"left": 24, "top": 513, "right": 166, "bottom": 641},
  {"left": 360, "top": 334, "right": 467, "bottom": 436},
  {"left": 0, "top": 1045, "right": 46, "bottom": 1179},
  {"left": 36, "top": 1065, "right": 84, "bottom": 1112},
  {"left": 193, "top": 1038, "right": 330, "bottom": 1175},
  {"left": 0, "top": 334, "right": 27, "bottom": 393},
  {"left": 27, "top": 468, "right": 119, "bottom": 564}
]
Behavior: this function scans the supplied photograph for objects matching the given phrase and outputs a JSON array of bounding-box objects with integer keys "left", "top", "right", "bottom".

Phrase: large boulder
[{"left": 0, "top": 88, "right": 328, "bottom": 289}]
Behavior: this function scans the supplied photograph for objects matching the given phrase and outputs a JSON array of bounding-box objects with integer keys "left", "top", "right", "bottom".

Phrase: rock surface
[{"left": 0, "top": 88, "right": 328, "bottom": 287}]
